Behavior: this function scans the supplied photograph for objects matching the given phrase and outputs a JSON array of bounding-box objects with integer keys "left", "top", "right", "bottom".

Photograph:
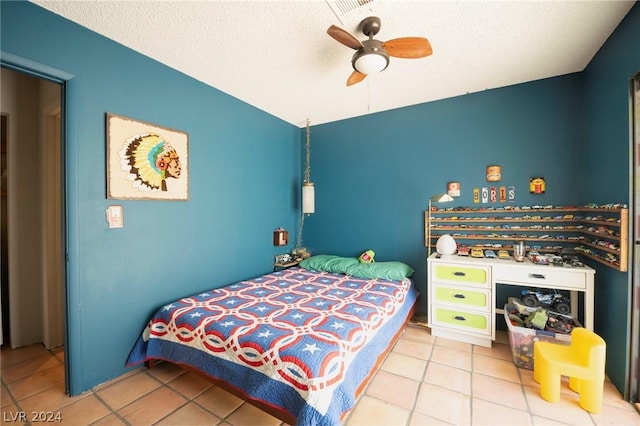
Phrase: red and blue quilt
[{"left": 127, "top": 267, "right": 417, "bottom": 425}]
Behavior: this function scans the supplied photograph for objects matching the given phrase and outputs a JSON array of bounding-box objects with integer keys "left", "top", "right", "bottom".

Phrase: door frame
[
  {"left": 42, "top": 105, "right": 64, "bottom": 350},
  {"left": 1, "top": 52, "right": 72, "bottom": 394},
  {"left": 630, "top": 72, "right": 640, "bottom": 406}
]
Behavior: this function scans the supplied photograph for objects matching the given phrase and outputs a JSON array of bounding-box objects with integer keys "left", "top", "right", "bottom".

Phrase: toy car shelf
[{"left": 425, "top": 205, "right": 628, "bottom": 272}]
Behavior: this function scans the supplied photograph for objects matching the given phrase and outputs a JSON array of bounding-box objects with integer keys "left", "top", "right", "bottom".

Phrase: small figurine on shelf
[
  {"left": 275, "top": 253, "right": 293, "bottom": 264},
  {"left": 291, "top": 247, "right": 310, "bottom": 261}
]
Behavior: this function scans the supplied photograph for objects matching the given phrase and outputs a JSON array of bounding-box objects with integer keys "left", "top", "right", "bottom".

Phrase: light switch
[{"left": 106, "top": 205, "right": 124, "bottom": 228}]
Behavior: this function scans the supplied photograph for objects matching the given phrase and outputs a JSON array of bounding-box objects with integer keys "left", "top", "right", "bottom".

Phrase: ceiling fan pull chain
[{"left": 367, "top": 78, "right": 371, "bottom": 112}]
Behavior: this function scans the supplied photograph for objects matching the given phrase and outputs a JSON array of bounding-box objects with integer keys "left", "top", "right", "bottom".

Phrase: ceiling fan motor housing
[
  {"left": 360, "top": 16, "right": 382, "bottom": 37},
  {"left": 352, "top": 39, "right": 389, "bottom": 74}
]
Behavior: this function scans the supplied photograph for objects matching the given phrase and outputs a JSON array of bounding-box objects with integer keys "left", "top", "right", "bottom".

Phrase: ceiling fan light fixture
[
  {"left": 353, "top": 52, "right": 388, "bottom": 74},
  {"left": 329, "top": 16, "right": 431, "bottom": 86},
  {"left": 352, "top": 39, "right": 389, "bottom": 74}
]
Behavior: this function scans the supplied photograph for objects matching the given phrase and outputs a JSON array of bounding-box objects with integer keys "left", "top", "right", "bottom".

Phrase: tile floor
[{"left": 2, "top": 324, "right": 639, "bottom": 425}]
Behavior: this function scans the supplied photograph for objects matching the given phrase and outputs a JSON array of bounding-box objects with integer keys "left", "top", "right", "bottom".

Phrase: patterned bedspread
[{"left": 127, "top": 267, "right": 417, "bottom": 425}]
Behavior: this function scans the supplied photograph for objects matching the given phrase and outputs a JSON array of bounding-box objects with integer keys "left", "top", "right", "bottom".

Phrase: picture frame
[{"left": 106, "top": 113, "right": 188, "bottom": 200}]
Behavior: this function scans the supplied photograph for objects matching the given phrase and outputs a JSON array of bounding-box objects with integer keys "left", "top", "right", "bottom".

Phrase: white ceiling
[{"left": 31, "top": 0, "right": 635, "bottom": 127}]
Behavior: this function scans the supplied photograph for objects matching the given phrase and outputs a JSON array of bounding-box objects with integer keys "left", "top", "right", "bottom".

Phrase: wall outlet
[{"left": 106, "top": 205, "right": 124, "bottom": 228}]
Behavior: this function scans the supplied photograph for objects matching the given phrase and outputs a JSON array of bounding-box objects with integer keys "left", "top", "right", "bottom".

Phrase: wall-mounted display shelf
[{"left": 425, "top": 205, "right": 628, "bottom": 272}]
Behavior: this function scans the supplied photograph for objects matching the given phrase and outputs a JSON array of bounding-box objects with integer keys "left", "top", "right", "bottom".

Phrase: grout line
[
  {"left": 90, "top": 391, "right": 131, "bottom": 426},
  {"left": 0, "top": 375, "right": 23, "bottom": 413},
  {"left": 148, "top": 392, "right": 191, "bottom": 426},
  {"left": 179, "top": 392, "right": 226, "bottom": 425},
  {"left": 468, "top": 341, "right": 475, "bottom": 425},
  {"left": 91, "top": 369, "right": 166, "bottom": 424},
  {"left": 514, "top": 359, "right": 536, "bottom": 424},
  {"left": 141, "top": 366, "right": 227, "bottom": 425},
  {"left": 154, "top": 375, "right": 232, "bottom": 426},
  {"left": 120, "top": 372, "right": 192, "bottom": 426}
]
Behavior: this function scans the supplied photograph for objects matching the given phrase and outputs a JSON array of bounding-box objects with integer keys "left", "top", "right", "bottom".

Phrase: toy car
[
  {"left": 550, "top": 255, "right": 564, "bottom": 266},
  {"left": 484, "top": 250, "right": 496, "bottom": 258},
  {"left": 529, "top": 252, "right": 549, "bottom": 265},
  {"left": 470, "top": 248, "right": 484, "bottom": 258},
  {"left": 457, "top": 246, "right": 470, "bottom": 256},
  {"left": 520, "top": 288, "right": 571, "bottom": 314},
  {"left": 497, "top": 250, "right": 510, "bottom": 259},
  {"left": 545, "top": 311, "right": 579, "bottom": 334}
]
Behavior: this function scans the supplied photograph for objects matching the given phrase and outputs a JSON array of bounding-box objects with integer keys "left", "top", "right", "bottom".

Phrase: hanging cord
[
  {"left": 304, "top": 118, "right": 311, "bottom": 184},
  {"left": 295, "top": 210, "right": 305, "bottom": 249},
  {"left": 367, "top": 77, "right": 371, "bottom": 112},
  {"left": 296, "top": 119, "right": 312, "bottom": 249}
]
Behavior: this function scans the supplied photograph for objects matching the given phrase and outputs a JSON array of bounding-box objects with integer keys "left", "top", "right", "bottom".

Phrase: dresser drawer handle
[
  {"left": 529, "top": 273, "right": 546, "bottom": 280},
  {"left": 453, "top": 315, "right": 466, "bottom": 321},
  {"left": 453, "top": 271, "right": 466, "bottom": 277},
  {"left": 453, "top": 294, "right": 466, "bottom": 299}
]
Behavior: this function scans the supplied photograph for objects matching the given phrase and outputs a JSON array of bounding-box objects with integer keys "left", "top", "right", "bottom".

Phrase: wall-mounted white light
[
  {"left": 302, "top": 182, "right": 315, "bottom": 214},
  {"left": 295, "top": 119, "right": 315, "bottom": 249}
]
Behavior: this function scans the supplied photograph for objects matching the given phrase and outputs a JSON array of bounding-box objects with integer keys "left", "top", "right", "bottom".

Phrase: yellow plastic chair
[{"left": 533, "top": 327, "right": 606, "bottom": 413}]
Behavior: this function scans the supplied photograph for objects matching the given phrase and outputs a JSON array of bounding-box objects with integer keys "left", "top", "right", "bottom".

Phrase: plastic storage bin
[{"left": 503, "top": 305, "right": 579, "bottom": 370}]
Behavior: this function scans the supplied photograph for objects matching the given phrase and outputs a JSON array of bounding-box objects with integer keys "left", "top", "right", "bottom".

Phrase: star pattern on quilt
[{"left": 302, "top": 343, "right": 321, "bottom": 354}]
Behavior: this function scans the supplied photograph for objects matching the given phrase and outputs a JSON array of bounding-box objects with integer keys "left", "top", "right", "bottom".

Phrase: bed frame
[{"left": 146, "top": 299, "right": 417, "bottom": 424}]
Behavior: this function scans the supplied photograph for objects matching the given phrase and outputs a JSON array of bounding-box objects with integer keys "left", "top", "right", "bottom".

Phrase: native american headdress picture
[
  {"left": 107, "top": 114, "right": 188, "bottom": 200},
  {"left": 120, "top": 134, "right": 181, "bottom": 192}
]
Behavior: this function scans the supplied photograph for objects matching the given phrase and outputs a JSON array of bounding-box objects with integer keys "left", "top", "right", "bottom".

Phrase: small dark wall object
[{"left": 273, "top": 228, "right": 288, "bottom": 246}]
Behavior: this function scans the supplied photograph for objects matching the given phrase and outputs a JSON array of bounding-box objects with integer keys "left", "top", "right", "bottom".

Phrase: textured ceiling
[{"left": 32, "top": 0, "right": 635, "bottom": 127}]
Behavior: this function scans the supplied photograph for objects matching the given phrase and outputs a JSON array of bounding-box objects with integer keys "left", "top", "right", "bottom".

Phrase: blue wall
[
  {"left": 305, "top": 4, "right": 639, "bottom": 395},
  {"left": 2, "top": 2, "right": 302, "bottom": 394},
  {"left": 305, "top": 75, "right": 583, "bottom": 315},
  {"left": 582, "top": 3, "right": 640, "bottom": 394},
  {"left": 2, "top": 1, "right": 637, "bottom": 397}
]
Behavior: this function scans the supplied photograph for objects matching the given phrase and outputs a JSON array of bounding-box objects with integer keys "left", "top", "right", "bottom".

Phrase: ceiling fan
[{"left": 327, "top": 16, "right": 432, "bottom": 86}]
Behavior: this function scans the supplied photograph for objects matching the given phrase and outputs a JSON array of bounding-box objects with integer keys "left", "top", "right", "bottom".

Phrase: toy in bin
[
  {"left": 504, "top": 301, "right": 580, "bottom": 370},
  {"left": 520, "top": 288, "right": 571, "bottom": 315}
]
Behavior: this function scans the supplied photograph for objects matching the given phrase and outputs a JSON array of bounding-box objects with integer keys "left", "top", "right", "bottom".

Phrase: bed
[{"left": 126, "top": 255, "right": 418, "bottom": 425}]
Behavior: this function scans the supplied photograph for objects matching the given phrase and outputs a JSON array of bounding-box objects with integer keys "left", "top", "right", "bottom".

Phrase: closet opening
[{"left": 0, "top": 64, "right": 68, "bottom": 393}]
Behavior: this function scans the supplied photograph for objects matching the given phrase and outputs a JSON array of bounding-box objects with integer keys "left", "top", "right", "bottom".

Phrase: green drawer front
[
  {"left": 435, "top": 266, "right": 487, "bottom": 284},
  {"left": 435, "top": 287, "right": 487, "bottom": 307},
  {"left": 435, "top": 309, "right": 487, "bottom": 330}
]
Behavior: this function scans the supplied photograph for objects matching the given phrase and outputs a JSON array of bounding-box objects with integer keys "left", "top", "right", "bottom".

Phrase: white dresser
[{"left": 427, "top": 254, "right": 595, "bottom": 347}]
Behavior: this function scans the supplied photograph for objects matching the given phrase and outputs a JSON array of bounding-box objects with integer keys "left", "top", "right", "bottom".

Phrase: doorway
[
  {"left": 631, "top": 72, "right": 640, "bottom": 409},
  {"left": 0, "top": 67, "right": 65, "bottom": 359}
]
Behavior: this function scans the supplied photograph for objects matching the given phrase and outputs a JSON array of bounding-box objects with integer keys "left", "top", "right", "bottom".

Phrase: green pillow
[
  {"left": 345, "top": 261, "right": 415, "bottom": 281},
  {"left": 299, "top": 255, "right": 359, "bottom": 273},
  {"left": 299, "top": 254, "right": 338, "bottom": 270}
]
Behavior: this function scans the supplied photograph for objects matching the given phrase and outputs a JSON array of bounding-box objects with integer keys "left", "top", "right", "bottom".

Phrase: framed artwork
[{"left": 107, "top": 113, "right": 188, "bottom": 200}]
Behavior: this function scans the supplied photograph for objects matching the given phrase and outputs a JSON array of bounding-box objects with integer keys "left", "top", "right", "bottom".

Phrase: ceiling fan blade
[
  {"left": 383, "top": 37, "right": 432, "bottom": 58},
  {"left": 327, "top": 25, "right": 363, "bottom": 50},
  {"left": 347, "top": 70, "right": 366, "bottom": 86}
]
